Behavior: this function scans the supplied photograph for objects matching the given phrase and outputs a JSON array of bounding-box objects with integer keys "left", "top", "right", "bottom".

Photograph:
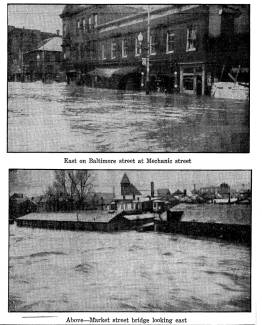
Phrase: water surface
[
  {"left": 9, "top": 225, "right": 251, "bottom": 311},
  {"left": 8, "top": 82, "right": 249, "bottom": 152}
]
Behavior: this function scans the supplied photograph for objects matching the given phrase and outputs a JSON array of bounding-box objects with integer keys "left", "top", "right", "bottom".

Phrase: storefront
[{"left": 179, "top": 62, "right": 206, "bottom": 95}]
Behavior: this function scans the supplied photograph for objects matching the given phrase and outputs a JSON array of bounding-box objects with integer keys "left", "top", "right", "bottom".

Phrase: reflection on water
[
  {"left": 8, "top": 82, "right": 249, "bottom": 152},
  {"left": 9, "top": 225, "right": 250, "bottom": 312}
]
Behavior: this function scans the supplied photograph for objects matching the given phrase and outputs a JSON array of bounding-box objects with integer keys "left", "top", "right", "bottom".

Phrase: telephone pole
[{"left": 145, "top": 5, "right": 151, "bottom": 95}]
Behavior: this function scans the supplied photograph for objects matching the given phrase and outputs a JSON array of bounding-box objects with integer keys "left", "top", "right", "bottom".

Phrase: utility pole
[{"left": 145, "top": 5, "right": 151, "bottom": 95}]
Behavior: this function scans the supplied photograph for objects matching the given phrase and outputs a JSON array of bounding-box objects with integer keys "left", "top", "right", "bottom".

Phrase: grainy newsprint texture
[
  {"left": 8, "top": 4, "right": 249, "bottom": 152},
  {"left": 9, "top": 170, "right": 251, "bottom": 312}
]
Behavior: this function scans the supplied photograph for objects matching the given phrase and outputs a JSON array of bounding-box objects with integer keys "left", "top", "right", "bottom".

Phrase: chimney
[
  {"left": 151, "top": 182, "right": 154, "bottom": 198},
  {"left": 56, "top": 29, "right": 60, "bottom": 36},
  {"left": 183, "top": 189, "right": 187, "bottom": 196}
]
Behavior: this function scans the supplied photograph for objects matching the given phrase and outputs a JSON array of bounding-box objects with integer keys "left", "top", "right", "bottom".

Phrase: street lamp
[{"left": 137, "top": 32, "right": 143, "bottom": 47}]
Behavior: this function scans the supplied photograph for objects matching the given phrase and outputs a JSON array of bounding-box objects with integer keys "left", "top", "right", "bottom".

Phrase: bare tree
[{"left": 46, "top": 170, "right": 94, "bottom": 209}]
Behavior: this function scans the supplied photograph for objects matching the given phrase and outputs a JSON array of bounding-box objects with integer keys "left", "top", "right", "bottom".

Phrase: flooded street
[
  {"left": 9, "top": 225, "right": 250, "bottom": 312},
  {"left": 8, "top": 82, "right": 249, "bottom": 152}
]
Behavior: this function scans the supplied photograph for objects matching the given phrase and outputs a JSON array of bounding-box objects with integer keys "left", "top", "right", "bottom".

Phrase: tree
[{"left": 46, "top": 170, "right": 94, "bottom": 210}]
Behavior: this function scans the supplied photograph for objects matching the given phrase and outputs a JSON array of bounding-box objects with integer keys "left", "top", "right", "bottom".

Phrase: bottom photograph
[{"left": 9, "top": 170, "right": 251, "bottom": 312}]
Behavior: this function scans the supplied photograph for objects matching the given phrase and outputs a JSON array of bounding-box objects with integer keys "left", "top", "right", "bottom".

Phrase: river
[
  {"left": 9, "top": 224, "right": 250, "bottom": 312},
  {"left": 8, "top": 82, "right": 249, "bottom": 152}
]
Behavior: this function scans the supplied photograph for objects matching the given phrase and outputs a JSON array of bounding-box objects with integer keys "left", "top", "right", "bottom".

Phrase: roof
[
  {"left": 60, "top": 4, "right": 141, "bottom": 19},
  {"left": 169, "top": 203, "right": 251, "bottom": 225},
  {"left": 60, "top": 5, "right": 90, "bottom": 18},
  {"left": 123, "top": 213, "right": 155, "bottom": 221},
  {"left": 18, "top": 211, "right": 120, "bottom": 223},
  {"left": 173, "top": 189, "right": 183, "bottom": 195},
  {"left": 157, "top": 188, "right": 171, "bottom": 196},
  {"left": 121, "top": 173, "right": 130, "bottom": 184},
  {"left": 121, "top": 183, "right": 141, "bottom": 196},
  {"left": 36, "top": 37, "right": 62, "bottom": 52}
]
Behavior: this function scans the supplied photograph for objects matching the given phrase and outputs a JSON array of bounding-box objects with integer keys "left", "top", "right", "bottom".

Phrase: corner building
[{"left": 61, "top": 5, "right": 249, "bottom": 95}]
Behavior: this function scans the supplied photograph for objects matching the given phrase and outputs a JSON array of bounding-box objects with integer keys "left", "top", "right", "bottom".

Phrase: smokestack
[{"left": 151, "top": 182, "right": 154, "bottom": 198}]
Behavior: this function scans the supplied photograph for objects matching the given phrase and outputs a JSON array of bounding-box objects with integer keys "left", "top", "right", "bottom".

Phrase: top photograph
[{"left": 7, "top": 4, "right": 250, "bottom": 153}]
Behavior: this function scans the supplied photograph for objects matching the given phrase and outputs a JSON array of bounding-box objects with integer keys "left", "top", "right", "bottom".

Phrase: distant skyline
[{"left": 9, "top": 170, "right": 251, "bottom": 197}]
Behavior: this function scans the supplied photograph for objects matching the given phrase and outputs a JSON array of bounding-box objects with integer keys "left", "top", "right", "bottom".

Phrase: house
[
  {"left": 60, "top": 4, "right": 249, "bottom": 94},
  {"left": 9, "top": 193, "right": 37, "bottom": 221},
  {"left": 120, "top": 173, "right": 141, "bottom": 200},
  {"left": 23, "top": 35, "right": 64, "bottom": 81},
  {"left": 8, "top": 26, "right": 58, "bottom": 81}
]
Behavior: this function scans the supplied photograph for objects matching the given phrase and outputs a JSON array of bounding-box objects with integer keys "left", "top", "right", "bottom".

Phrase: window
[
  {"left": 186, "top": 26, "right": 197, "bottom": 51},
  {"left": 76, "top": 20, "right": 81, "bottom": 35},
  {"left": 135, "top": 38, "right": 142, "bottom": 56},
  {"left": 101, "top": 43, "right": 106, "bottom": 60},
  {"left": 88, "top": 17, "right": 92, "bottom": 30},
  {"left": 111, "top": 41, "right": 117, "bottom": 59},
  {"left": 150, "top": 34, "right": 157, "bottom": 55},
  {"left": 94, "top": 14, "right": 98, "bottom": 27},
  {"left": 166, "top": 31, "right": 175, "bottom": 53},
  {"left": 82, "top": 19, "right": 86, "bottom": 32},
  {"left": 122, "top": 39, "right": 128, "bottom": 58}
]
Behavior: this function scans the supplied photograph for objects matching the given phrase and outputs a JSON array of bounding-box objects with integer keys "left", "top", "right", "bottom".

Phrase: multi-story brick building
[{"left": 61, "top": 4, "right": 249, "bottom": 95}]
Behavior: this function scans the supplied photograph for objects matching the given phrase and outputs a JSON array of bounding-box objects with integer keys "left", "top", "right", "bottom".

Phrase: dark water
[
  {"left": 9, "top": 225, "right": 250, "bottom": 312},
  {"left": 8, "top": 82, "right": 249, "bottom": 152}
]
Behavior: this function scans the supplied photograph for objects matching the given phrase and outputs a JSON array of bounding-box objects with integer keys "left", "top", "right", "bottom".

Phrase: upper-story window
[
  {"left": 101, "top": 43, "right": 106, "bottom": 60},
  {"left": 150, "top": 34, "right": 157, "bottom": 55},
  {"left": 122, "top": 39, "right": 128, "bottom": 58},
  {"left": 186, "top": 26, "right": 197, "bottom": 52},
  {"left": 88, "top": 16, "right": 92, "bottom": 30},
  {"left": 94, "top": 14, "right": 98, "bottom": 27},
  {"left": 82, "top": 19, "right": 86, "bottom": 32},
  {"left": 135, "top": 37, "right": 142, "bottom": 56},
  {"left": 76, "top": 20, "right": 81, "bottom": 35},
  {"left": 166, "top": 31, "right": 175, "bottom": 53},
  {"left": 111, "top": 40, "right": 117, "bottom": 59},
  {"left": 63, "top": 23, "right": 68, "bottom": 37}
]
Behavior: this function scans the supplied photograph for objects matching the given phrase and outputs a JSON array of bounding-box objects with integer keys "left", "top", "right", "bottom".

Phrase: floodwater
[
  {"left": 9, "top": 224, "right": 251, "bottom": 312},
  {"left": 8, "top": 82, "right": 249, "bottom": 152}
]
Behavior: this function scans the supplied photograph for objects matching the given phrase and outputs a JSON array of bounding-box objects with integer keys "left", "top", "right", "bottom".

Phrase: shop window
[
  {"left": 183, "top": 77, "right": 194, "bottom": 91},
  {"left": 122, "top": 39, "right": 128, "bottom": 58},
  {"left": 186, "top": 26, "right": 197, "bottom": 51},
  {"left": 111, "top": 41, "right": 117, "bottom": 59},
  {"left": 150, "top": 34, "right": 157, "bottom": 55},
  {"left": 166, "top": 31, "right": 175, "bottom": 53}
]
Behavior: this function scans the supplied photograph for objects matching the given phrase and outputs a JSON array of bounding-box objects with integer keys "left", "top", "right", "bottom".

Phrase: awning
[{"left": 88, "top": 66, "right": 139, "bottom": 79}]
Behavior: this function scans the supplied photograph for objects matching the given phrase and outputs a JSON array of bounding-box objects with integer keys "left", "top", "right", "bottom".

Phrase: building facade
[
  {"left": 8, "top": 26, "right": 58, "bottom": 81},
  {"left": 23, "top": 36, "right": 64, "bottom": 82},
  {"left": 61, "top": 4, "right": 249, "bottom": 95}
]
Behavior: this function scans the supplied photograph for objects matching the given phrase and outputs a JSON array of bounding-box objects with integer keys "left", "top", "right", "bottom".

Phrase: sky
[
  {"left": 8, "top": 5, "right": 64, "bottom": 33},
  {"left": 7, "top": 4, "right": 166, "bottom": 34},
  {"left": 9, "top": 170, "right": 251, "bottom": 197}
]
